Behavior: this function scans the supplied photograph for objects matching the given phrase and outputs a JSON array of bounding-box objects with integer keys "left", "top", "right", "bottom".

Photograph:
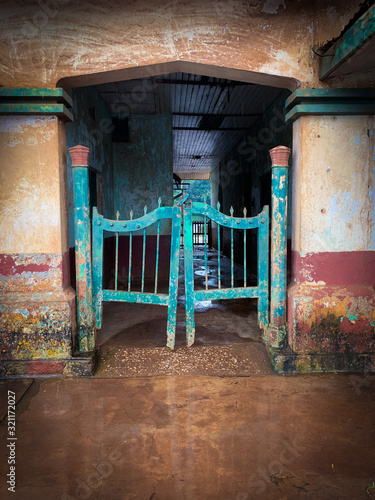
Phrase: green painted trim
[
  {"left": 320, "top": 4, "right": 375, "bottom": 80},
  {"left": 285, "top": 88, "right": 375, "bottom": 122},
  {"left": 102, "top": 290, "right": 169, "bottom": 305},
  {"left": 286, "top": 103, "right": 375, "bottom": 122},
  {"left": 194, "top": 287, "right": 259, "bottom": 301},
  {"left": 0, "top": 103, "right": 73, "bottom": 122},
  {"left": 0, "top": 87, "right": 73, "bottom": 107},
  {"left": 285, "top": 88, "right": 375, "bottom": 109}
]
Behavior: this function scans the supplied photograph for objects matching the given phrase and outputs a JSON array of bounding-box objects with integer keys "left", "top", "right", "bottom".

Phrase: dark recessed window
[
  {"left": 112, "top": 117, "right": 129, "bottom": 142},
  {"left": 89, "top": 106, "right": 96, "bottom": 121}
]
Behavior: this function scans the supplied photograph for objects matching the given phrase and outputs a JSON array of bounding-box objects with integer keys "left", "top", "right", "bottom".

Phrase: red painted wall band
[
  {"left": 291, "top": 250, "right": 375, "bottom": 286},
  {"left": 0, "top": 252, "right": 71, "bottom": 290}
]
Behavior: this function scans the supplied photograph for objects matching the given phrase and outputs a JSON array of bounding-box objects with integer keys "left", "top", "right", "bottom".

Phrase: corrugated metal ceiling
[{"left": 97, "top": 73, "right": 283, "bottom": 179}]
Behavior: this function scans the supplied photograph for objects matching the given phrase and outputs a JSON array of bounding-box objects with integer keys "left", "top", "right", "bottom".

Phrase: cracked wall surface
[{"left": 0, "top": 0, "right": 369, "bottom": 90}]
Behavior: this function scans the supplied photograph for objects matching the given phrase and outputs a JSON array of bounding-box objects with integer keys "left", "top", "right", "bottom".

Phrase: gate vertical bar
[
  {"left": 155, "top": 220, "right": 160, "bottom": 293},
  {"left": 141, "top": 206, "right": 147, "bottom": 293},
  {"left": 69, "top": 145, "right": 95, "bottom": 353},
  {"left": 258, "top": 205, "right": 269, "bottom": 330},
  {"left": 92, "top": 207, "right": 104, "bottom": 329},
  {"left": 166, "top": 204, "right": 182, "bottom": 349},
  {"left": 115, "top": 210, "right": 119, "bottom": 291},
  {"left": 230, "top": 206, "right": 234, "bottom": 288},
  {"left": 204, "top": 215, "right": 208, "bottom": 290},
  {"left": 268, "top": 145, "right": 291, "bottom": 349},
  {"left": 217, "top": 202, "right": 221, "bottom": 289},
  {"left": 128, "top": 210, "right": 133, "bottom": 292},
  {"left": 183, "top": 200, "right": 195, "bottom": 346}
]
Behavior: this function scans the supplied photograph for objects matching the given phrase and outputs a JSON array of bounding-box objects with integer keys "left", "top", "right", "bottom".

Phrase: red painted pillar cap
[
  {"left": 69, "top": 145, "right": 90, "bottom": 166},
  {"left": 269, "top": 145, "right": 291, "bottom": 167}
]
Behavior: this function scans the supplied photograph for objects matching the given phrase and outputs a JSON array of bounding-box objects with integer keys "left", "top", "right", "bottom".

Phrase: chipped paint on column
[
  {"left": 291, "top": 116, "right": 375, "bottom": 284},
  {"left": 0, "top": 116, "right": 66, "bottom": 254},
  {"left": 0, "top": 253, "right": 75, "bottom": 360},
  {"left": 268, "top": 146, "right": 290, "bottom": 348},
  {"left": 0, "top": 293, "right": 75, "bottom": 361},
  {"left": 0, "top": 254, "right": 67, "bottom": 292},
  {"left": 287, "top": 115, "right": 375, "bottom": 367},
  {"left": 0, "top": 115, "right": 76, "bottom": 363},
  {"left": 183, "top": 200, "right": 196, "bottom": 347},
  {"left": 288, "top": 283, "right": 375, "bottom": 357},
  {"left": 293, "top": 116, "right": 375, "bottom": 256},
  {"left": 369, "top": 128, "right": 375, "bottom": 251},
  {"left": 166, "top": 205, "right": 182, "bottom": 349},
  {"left": 69, "top": 146, "right": 95, "bottom": 353}
]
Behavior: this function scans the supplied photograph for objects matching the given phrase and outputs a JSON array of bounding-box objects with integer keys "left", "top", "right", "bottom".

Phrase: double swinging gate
[
  {"left": 70, "top": 144, "right": 290, "bottom": 354},
  {"left": 91, "top": 195, "right": 269, "bottom": 349}
]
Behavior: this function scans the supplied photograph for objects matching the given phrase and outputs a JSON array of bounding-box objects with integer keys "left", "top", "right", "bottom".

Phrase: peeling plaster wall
[
  {"left": 0, "top": 0, "right": 371, "bottom": 91},
  {"left": 292, "top": 115, "right": 375, "bottom": 257},
  {"left": 287, "top": 283, "right": 375, "bottom": 360},
  {"left": 0, "top": 116, "right": 67, "bottom": 255},
  {"left": 0, "top": 115, "right": 76, "bottom": 362},
  {"left": 288, "top": 114, "right": 375, "bottom": 361},
  {"left": 313, "top": 0, "right": 365, "bottom": 47}
]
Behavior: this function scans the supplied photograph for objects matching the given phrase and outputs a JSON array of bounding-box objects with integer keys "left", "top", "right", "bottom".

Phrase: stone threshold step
[{"left": 95, "top": 343, "right": 274, "bottom": 378}]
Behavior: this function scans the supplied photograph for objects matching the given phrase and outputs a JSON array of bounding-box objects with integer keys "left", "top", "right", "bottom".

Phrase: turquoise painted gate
[
  {"left": 92, "top": 202, "right": 182, "bottom": 349},
  {"left": 182, "top": 198, "right": 269, "bottom": 347},
  {"left": 91, "top": 195, "right": 269, "bottom": 350}
]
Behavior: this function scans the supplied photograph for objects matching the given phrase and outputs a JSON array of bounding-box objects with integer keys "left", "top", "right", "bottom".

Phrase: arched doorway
[{"left": 64, "top": 63, "right": 295, "bottom": 375}]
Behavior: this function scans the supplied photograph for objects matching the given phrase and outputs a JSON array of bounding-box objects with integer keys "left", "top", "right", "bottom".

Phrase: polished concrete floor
[{"left": 1, "top": 374, "right": 375, "bottom": 499}]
